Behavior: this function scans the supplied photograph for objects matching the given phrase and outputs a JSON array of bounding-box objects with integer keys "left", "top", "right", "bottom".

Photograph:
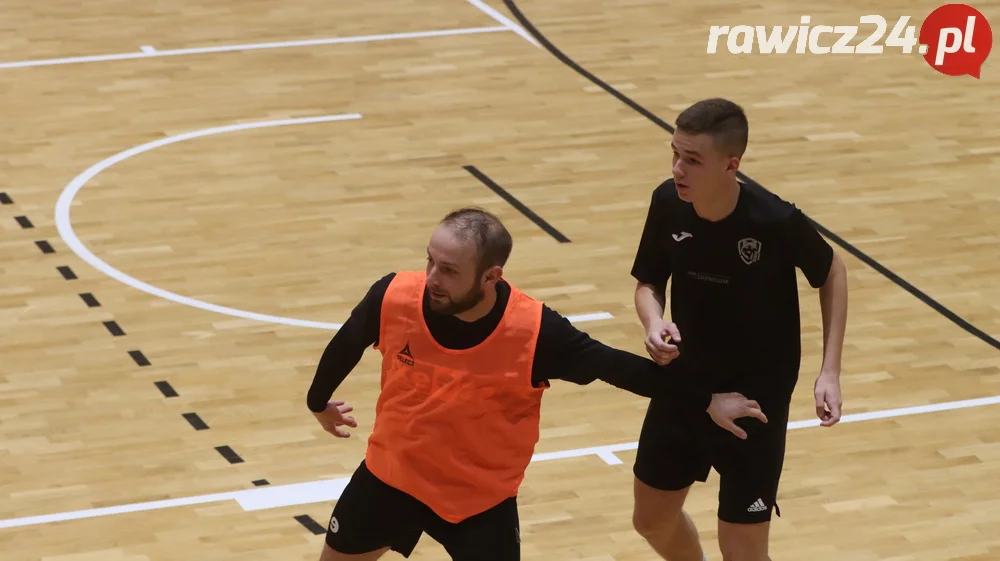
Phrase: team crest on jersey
[{"left": 738, "top": 238, "right": 762, "bottom": 265}]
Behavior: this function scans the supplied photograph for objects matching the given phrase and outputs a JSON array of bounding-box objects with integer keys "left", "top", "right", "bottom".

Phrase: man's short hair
[
  {"left": 675, "top": 98, "right": 749, "bottom": 158},
  {"left": 439, "top": 207, "right": 513, "bottom": 276}
]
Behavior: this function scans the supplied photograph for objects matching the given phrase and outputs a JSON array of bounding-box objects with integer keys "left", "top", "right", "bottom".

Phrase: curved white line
[
  {"left": 55, "top": 114, "right": 363, "bottom": 331},
  {"left": 54, "top": 113, "right": 614, "bottom": 331}
]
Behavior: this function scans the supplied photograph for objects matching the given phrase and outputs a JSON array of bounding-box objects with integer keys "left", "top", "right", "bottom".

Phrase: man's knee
[
  {"left": 631, "top": 477, "right": 690, "bottom": 538},
  {"left": 718, "top": 520, "right": 770, "bottom": 561},
  {"left": 632, "top": 507, "right": 681, "bottom": 538}
]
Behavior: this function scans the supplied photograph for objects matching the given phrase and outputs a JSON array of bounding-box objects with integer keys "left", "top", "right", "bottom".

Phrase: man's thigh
[
  {"left": 325, "top": 460, "right": 426, "bottom": 558},
  {"left": 712, "top": 405, "right": 789, "bottom": 525},
  {"left": 633, "top": 396, "right": 713, "bottom": 492},
  {"left": 426, "top": 497, "right": 521, "bottom": 561}
]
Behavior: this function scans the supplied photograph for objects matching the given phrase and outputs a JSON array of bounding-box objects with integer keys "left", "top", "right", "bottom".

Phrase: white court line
[
  {"left": 55, "top": 114, "right": 362, "bottom": 331},
  {"left": 465, "top": 0, "right": 541, "bottom": 47},
  {"left": 564, "top": 312, "right": 613, "bottom": 323},
  {"left": 54, "top": 113, "right": 614, "bottom": 331},
  {"left": 0, "top": 26, "right": 509, "bottom": 69},
  {"left": 2, "top": 394, "right": 998, "bottom": 529},
  {"left": 531, "top": 394, "right": 1000, "bottom": 463}
]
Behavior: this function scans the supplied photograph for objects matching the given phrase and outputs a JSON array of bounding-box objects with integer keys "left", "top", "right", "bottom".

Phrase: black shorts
[
  {"left": 325, "top": 460, "right": 520, "bottom": 560},
  {"left": 633, "top": 395, "right": 790, "bottom": 524}
]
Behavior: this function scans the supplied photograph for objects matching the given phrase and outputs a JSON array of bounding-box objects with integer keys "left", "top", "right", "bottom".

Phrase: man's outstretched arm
[{"left": 532, "top": 306, "right": 767, "bottom": 438}]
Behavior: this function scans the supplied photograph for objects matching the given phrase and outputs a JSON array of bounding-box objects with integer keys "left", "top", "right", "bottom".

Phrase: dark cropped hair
[{"left": 675, "top": 98, "right": 749, "bottom": 158}]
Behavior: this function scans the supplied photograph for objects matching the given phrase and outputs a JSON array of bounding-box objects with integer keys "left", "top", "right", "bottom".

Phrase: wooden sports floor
[{"left": 2, "top": 0, "right": 999, "bottom": 559}]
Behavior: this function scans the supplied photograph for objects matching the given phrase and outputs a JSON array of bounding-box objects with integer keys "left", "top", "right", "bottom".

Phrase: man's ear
[
  {"left": 482, "top": 265, "right": 503, "bottom": 285},
  {"left": 726, "top": 155, "right": 741, "bottom": 174}
]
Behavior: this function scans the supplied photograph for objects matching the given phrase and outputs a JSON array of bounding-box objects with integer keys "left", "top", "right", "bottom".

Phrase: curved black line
[{"left": 502, "top": 0, "right": 1000, "bottom": 352}]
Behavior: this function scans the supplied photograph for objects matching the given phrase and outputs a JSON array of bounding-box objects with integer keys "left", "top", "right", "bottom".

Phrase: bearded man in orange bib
[{"left": 306, "top": 207, "right": 767, "bottom": 561}]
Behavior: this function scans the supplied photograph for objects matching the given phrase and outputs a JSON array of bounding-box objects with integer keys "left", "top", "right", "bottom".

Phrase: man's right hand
[
  {"left": 313, "top": 400, "right": 358, "bottom": 438},
  {"left": 645, "top": 319, "right": 681, "bottom": 365},
  {"left": 707, "top": 393, "right": 768, "bottom": 440}
]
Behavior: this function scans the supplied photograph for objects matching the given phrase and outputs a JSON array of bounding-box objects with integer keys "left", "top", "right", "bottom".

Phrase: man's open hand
[
  {"left": 707, "top": 392, "right": 768, "bottom": 440},
  {"left": 313, "top": 400, "right": 358, "bottom": 438}
]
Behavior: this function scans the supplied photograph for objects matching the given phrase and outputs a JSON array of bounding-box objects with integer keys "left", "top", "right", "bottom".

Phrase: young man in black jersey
[
  {"left": 629, "top": 99, "right": 849, "bottom": 561},
  {"left": 306, "top": 207, "right": 770, "bottom": 561}
]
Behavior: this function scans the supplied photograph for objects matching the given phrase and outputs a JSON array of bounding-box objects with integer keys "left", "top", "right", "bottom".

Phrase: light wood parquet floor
[{"left": 1, "top": 0, "right": 998, "bottom": 559}]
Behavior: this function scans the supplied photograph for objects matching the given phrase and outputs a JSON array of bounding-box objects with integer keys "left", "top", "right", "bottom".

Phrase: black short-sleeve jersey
[{"left": 631, "top": 179, "right": 834, "bottom": 399}]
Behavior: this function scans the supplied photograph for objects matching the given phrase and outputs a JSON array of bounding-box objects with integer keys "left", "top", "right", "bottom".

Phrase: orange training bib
[{"left": 364, "top": 270, "right": 546, "bottom": 523}]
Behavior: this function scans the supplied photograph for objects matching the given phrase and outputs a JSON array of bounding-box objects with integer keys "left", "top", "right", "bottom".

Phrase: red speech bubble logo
[{"left": 920, "top": 4, "right": 992, "bottom": 78}]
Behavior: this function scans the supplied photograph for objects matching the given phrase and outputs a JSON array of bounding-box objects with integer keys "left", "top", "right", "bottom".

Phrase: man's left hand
[{"left": 814, "top": 371, "right": 842, "bottom": 427}]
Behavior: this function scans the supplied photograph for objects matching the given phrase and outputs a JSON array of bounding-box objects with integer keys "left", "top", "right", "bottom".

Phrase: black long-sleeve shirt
[{"left": 307, "top": 272, "right": 712, "bottom": 414}]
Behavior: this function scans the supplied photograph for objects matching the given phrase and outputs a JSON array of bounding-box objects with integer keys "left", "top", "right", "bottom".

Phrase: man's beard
[{"left": 427, "top": 284, "right": 486, "bottom": 316}]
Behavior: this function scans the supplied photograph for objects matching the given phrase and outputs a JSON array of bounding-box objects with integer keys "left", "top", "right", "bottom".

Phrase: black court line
[
  {"left": 215, "top": 445, "right": 245, "bottom": 464},
  {"left": 500, "top": 0, "right": 1000, "bottom": 352},
  {"left": 8, "top": 197, "right": 205, "bottom": 482},
  {"left": 155, "top": 381, "right": 179, "bottom": 398},
  {"left": 294, "top": 514, "right": 327, "bottom": 535},
  {"left": 805, "top": 220, "right": 999, "bottom": 350},
  {"left": 464, "top": 165, "right": 571, "bottom": 243},
  {"left": 183, "top": 412, "right": 209, "bottom": 430},
  {"left": 129, "top": 350, "right": 150, "bottom": 366}
]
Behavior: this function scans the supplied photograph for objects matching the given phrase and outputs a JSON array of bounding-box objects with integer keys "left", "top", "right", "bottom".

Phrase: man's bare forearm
[
  {"left": 634, "top": 282, "right": 667, "bottom": 331},
  {"left": 819, "top": 253, "right": 848, "bottom": 377}
]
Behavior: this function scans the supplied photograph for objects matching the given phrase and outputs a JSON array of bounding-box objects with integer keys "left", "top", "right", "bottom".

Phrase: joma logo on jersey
[
  {"left": 397, "top": 342, "right": 415, "bottom": 366},
  {"left": 738, "top": 238, "right": 762, "bottom": 264}
]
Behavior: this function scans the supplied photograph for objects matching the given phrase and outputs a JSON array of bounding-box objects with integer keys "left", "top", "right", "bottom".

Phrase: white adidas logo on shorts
[{"left": 747, "top": 498, "right": 768, "bottom": 513}]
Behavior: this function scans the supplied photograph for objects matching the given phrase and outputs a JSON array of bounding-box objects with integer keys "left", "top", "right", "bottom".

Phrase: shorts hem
[
  {"left": 325, "top": 535, "right": 417, "bottom": 559},
  {"left": 717, "top": 512, "right": 774, "bottom": 525},
  {"left": 632, "top": 464, "right": 706, "bottom": 492}
]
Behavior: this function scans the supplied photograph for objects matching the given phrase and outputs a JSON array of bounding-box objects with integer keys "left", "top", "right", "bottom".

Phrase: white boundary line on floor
[
  {"left": 0, "top": 0, "right": 540, "bottom": 70},
  {"left": 55, "top": 115, "right": 363, "bottom": 330},
  {"left": 0, "top": 26, "right": 510, "bottom": 70},
  {"left": 54, "top": 113, "right": 614, "bottom": 331},
  {"left": 2, "top": 394, "right": 998, "bottom": 529},
  {"left": 465, "top": 0, "right": 540, "bottom": 47}
]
